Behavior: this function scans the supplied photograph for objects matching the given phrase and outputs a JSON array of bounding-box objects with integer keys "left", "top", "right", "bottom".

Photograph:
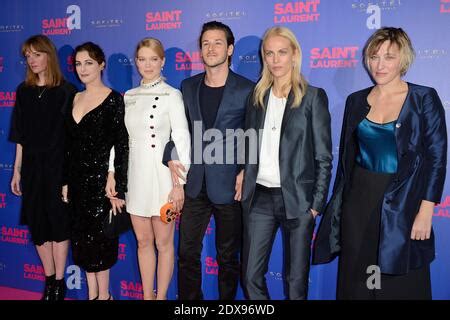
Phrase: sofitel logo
[
  {"left": 0, "top": 25, "right": 24, "bottom": 33},
  {"left": 351, "top": 0, "right": 402, "bottom": 11},
  {"left": 268, "top": 271, "right": 282, "bottom": 281},
  {"left": 205, "top": 10, "right": 247, "bottom": 20},
  {"left": 90, "top": 18, "right": 124, "bottom": 28},
  {"left": 274, "top": 0, "right": 320, "bottom": 24},
  {"left": 42, "top": 5, "right": 81, "bottom": 35},
  {"left": 238, "top": 55, "right": 259, "bottom": 64},
  {"left": 0, "top": 163, "right": 13, "bottom": 171},
  {"left": 417, "top": 48, "right": 448, "bottom": 60},
  {"left": 118, "top": 57, "right": 135, "bottom": 67}
]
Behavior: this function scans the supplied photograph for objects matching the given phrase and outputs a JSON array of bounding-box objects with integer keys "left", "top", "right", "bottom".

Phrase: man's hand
[{"left": 234, "top": 170, "right": 244, "bottom": 201}]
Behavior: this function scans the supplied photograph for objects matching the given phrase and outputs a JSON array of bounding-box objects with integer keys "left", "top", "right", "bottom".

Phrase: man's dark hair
[{"left": 198, "top": 20, "right": 235, "bottom": 49}]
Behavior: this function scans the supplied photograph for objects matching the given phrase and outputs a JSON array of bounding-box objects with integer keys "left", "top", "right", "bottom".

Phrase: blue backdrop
[{"left": 1, "top": 0, "right": 449, "bottom": 300}]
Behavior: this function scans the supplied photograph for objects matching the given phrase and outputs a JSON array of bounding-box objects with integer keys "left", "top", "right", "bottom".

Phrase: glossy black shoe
[
  {"left": 41, "top": 274, "right": 55, "bottom": 301},
  {"left": 53, "top": 279, "right": 66, "bottom": 301}
]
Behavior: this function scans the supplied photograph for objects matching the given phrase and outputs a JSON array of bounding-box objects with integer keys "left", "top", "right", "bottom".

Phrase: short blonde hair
[
  {"left": 135, "top": 37, "right": 165, "bottom": 59},
  {"left": 364, "top": 27, "right": 415, "bottom": 76}
]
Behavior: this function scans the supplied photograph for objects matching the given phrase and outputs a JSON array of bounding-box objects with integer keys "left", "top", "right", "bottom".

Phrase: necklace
[
  {"left": 271, "top": 96, "right": 286, "bottom": 131},
  {"left": 141, "top": 77, "right": 162, "bottom": 88},
  {"left": 37, "top": 86, "right": 47, "bottom": 99}
]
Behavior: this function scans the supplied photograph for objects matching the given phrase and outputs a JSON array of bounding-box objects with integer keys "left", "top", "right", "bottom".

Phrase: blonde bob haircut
[
  {"left": 21, "top": 35, "right": 63, "bottom": 87},
  {"left": 364, "top": 27, "right": 415, "bottom": 77},
  {"left": 253, "top": 26, "right": 307, "bottom": 109}
]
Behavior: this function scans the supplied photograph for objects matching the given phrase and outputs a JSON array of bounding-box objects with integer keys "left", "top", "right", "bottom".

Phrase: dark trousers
[
  {"left": 177, "top": 189, "right": 242, "bottom": 300},
  {"left": 242, "top": 184, "right": 315, "bottom": 300}
]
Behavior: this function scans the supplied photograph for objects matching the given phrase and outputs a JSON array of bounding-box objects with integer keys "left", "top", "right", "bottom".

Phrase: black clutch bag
[{"left": 102, "top": 206, "right": 132, "bottom": 239}]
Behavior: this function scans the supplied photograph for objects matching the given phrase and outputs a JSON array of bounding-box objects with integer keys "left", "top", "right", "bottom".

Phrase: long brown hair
[{"left": 21, "top": 35, "right": 63, "bottom": 87}]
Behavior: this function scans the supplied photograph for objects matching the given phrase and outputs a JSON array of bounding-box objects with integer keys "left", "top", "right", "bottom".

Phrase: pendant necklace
[{"left": 38, "top": 86, "right": 47, "bottom": 99}]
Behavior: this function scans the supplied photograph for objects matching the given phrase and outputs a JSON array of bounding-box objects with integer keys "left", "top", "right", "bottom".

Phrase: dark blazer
[
  {"left": 313, "top": 83, "right": 447, "bottom": 275},
  {"left": 163, "top": 70, "right": 254, "bottom": 204},
  {"left": 241, "top": 85, "right": 332, "bottom": 219}
]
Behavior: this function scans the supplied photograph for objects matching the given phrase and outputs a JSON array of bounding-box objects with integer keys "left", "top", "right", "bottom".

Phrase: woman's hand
[
  {"left": 11, "top": 170, "right": 22, "bottom": 196},
  {"left": 411, "top": 200, "right": 434, "bottom": 240},
  {"left": 61, "top": 185, "right": 69, "bottom": 203},
  {"left": 110, "top": 198, "right": 125, "bottom": 215},
  {"left": 105, "top": 171, "right": 118, "bottom": 199},
  {"left": 234, "top": 170, "right": 244, "bottom": 201},
  {"left": 168, "top": 185, "right": 184, "bottom": 213}
]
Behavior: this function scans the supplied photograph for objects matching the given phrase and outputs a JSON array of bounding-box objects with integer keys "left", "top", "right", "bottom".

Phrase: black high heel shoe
[
  {"left": 53, "top": 279, "right": 66, "bottom": 301},
  {"left": 41, "top": 274, "right": 55, "bottom": 301}
]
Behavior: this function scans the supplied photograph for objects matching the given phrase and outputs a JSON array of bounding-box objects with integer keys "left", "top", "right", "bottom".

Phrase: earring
[{"left": 161, "top": 66, "right": 164, "bottom": 71}]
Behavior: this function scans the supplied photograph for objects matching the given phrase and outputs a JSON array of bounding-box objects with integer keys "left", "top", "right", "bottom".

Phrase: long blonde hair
[
  {"left": 21, "top": 35, "right": 63, "bottom": 87},
  {"left": 253, "top": 26, "right": 307, "bottom": 109}
]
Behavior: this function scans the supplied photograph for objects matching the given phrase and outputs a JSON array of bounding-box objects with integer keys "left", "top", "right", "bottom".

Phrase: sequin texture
[{"left": 65, "top": 90, "right": 129, "bottom": 272}]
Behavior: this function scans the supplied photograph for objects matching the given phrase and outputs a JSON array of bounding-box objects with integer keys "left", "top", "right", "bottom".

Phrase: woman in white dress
[{"left": 107, "top": 38, "right": 190, "bottom": 300}]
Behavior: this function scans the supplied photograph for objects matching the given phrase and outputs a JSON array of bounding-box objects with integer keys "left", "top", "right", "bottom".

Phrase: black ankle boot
[
  {"left": 53, "top": 279, "right": 67, "bottom": 301},
  {"left": 41, "top": 274, "right": 55, "bottom": 301}
]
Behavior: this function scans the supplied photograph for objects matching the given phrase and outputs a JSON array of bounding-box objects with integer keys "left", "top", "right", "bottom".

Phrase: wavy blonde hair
[{"left": 253, "top": 26, "right": 307, "bottom": 109}]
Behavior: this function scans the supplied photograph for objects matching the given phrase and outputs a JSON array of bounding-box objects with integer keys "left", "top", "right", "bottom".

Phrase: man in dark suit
[{"left": 164, "top": 21, "right": 254, "bottom": 300}]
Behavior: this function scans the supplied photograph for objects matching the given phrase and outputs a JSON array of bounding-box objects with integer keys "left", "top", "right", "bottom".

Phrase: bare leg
[
  {"left": 96, "top": 269, "right": 111, "bottom": 300},
  {"left": 131, "top": 214, "right": 156, "bottom": 300},
  {"left": 36, "top": 242, "right": 55, "bottom": 276},
  {"left": 152, "top": 217, "right": 175, "bottom": 300},
  {"left": 52, "top": 240, "right": 69, "bottom": 280},
  {"left": 86, "top": 272, "right": 98, "bottom": 300}
]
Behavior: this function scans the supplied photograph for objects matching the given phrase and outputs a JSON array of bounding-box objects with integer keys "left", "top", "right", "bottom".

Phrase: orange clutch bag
[{"left": 160, "top": 202, "right": 181, "bottom": 224}]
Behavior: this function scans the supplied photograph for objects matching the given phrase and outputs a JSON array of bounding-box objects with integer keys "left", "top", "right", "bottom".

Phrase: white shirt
[{"left": 256, "top": 89, "right": 287, "bottom": 187}]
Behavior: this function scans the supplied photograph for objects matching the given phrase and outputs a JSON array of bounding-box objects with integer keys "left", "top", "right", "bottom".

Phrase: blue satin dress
[
  {"left": 338, "top": 117, "right": 431, "bottom": 300},
  {"left": 355, "top": 118, "right": 398, "bottom": 173}
]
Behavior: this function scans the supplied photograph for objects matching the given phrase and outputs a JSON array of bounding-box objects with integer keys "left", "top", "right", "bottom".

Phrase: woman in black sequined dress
[{"left": 63, "top": 42, "right": 128, "bottom": 300}]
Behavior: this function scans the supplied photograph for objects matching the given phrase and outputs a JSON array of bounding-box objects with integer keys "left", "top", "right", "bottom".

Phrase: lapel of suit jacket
[
  {"left": 280, "top": 90, "right": 295, "bottom": 138},
  {"left": 344, "top": 87, "right": 372, "bottom": 145},
  {"left": 212, "top": 70, "right": 237, "bottom": 129},
  {"left": 193, "top": 73, "right": 206, "bottom": 132}
]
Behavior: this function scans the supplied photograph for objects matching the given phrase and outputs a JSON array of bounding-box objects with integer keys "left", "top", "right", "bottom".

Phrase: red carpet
[{"left": 0, "top": 286, "right": 41, "bottom": 300}]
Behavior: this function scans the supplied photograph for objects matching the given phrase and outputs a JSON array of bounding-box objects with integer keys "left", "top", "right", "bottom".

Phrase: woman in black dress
[
  {"left": 9, "top": 35, "right": 77, "bottom": 300},
  {"left": 63, "top": 42, "right": 128, "bottom": 300}
]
